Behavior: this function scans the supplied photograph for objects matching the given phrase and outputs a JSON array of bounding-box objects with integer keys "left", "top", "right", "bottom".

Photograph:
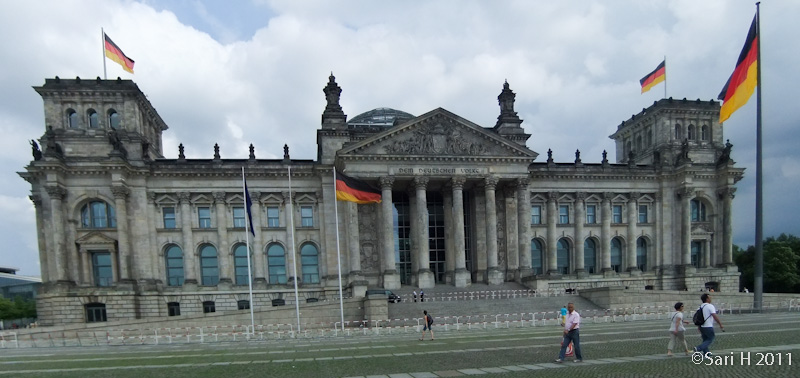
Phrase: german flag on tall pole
[
  {"left": 717, "top": 14, "right": 758, "bottom": 123},
  {"left": 335, "top": 171, "right": 381, "bottom": 204},
  {"left": 102, "top": 29, "right": 135, "bottom": 78},
  {"left": 640, "top": 59, "right": 666, "bottom": 95}
]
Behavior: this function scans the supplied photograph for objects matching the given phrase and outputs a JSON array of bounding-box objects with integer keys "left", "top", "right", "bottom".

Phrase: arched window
[
  {"left": 199, "top": 244, "right": 219, "bottom": 286},
  {"left": 300, "top": 243, "right": 320, "bottom": 284},
  {"left": 674, "top": 124, "right": 682, "bottom": 140},
  {"left": 531, "top": 239, "right": 543, "bottom": 275},
  {"left": 233, "top": 243, "right": 250, "bottom": 285},
  {"left": 165, "top": 245, "right": 184, "bottom": 286},
  {"left": 625, "top": 141, "right": 632, "bottom": 158},
  {"left": 557, "top": 238, "right": 570, "bottom": 274},
  {"left": 81, "top": 201, "right": 116, "bottom": 228},
  {"left": 87, "top": 109, "right": 99, "bottom": 128},
  {"left": 67, "top": 109, "right": 79, "bottom": 128},
  {"left": 85, "top": 303, "right": 107, "bottom": 322},
  {"left": 108, "top": 109, "right": 120, "bottom": 129},
  {"left": 691, "top": 199, "right": 707, "bottom": 222},
  {"left": 701, "top": 125, "right": 709, "bottom": 140},
  {"left": 611, "top": 237, "right": 623, "bottom": 273},
  {"left": 636, "top": 238, "right": 648, "bottom": 272},
  {"left": 688, "top": 124, "right": 696, "bottom": 140},
  {"left": 584, "top": 239, "right": 596, "bottom": 274},
  {"left": 267, "top": 244, "right": 287, "bottom": 284},
  {"left": 636, "top": 135, "right": 643, "bottom": 152}
]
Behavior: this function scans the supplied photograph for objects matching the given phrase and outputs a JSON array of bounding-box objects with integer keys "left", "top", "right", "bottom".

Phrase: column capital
[
  {"left": 380, "top": 176, "right": 395, "bottom": 190},
  {"left": 413, "top": 176, "right": 429, "bottom": 190},
  {"left": 450, "top": 176, "right": 466, "bottom": 190},
  {"left": 213, "top": 191, "right": 227, "bottom": 203},
  {"left": 484, "top": 175, "right": 499, "bottom": 190},
  {"left": 717, "top": 187, "right": 736, "bottom": 199},
  {"left": 177, "top": 191, "right": 191, "bottom": 203},
  {"left": 250, "top": 191, "right": 261, "bottom": 201},
  {"left": 629, "top": 192, "right": 640, "bottom": 202},
  {"left": 575, "top": 191, "right": 587, "bottom": 201},
  {"left": 676, "top": 187, "right": 695, "bottom": 199},
  {"left": 516, "top": 177, "right": 529, "bottom": 189},
  {"left": 112, "top": 185, "right": 130, "bottom": 199},
  {"left": 146, "top": 191, "right": 157, "bottom": 204},
  {"left": 547, "top": 191, "right": 559, "bottom": 202},
  {"left": 654, "top": 191, "right": 662, "bottom": 202},
  {"left": 29, "top": 194, "right": 43, "bottom": 207},
  {"left": 45, "top": 185, "right": 66, "bottom": 200},
  {"left": 603, "top": 192, "right": 614, "bottom": 201}
]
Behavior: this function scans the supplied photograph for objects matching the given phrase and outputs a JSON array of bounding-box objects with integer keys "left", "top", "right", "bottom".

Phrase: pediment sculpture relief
[{"left": 383, "top": 122, "right": 487, "bottom": 156}]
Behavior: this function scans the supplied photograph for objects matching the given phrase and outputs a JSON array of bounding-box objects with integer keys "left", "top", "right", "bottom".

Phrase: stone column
[
  {"left": 718, "top": 187, "right": 736, "bottom": 266},
  {"left": 517, "top": 179, "right": 532, "bottom": 279},
  {"left": 653, "top": 192, "right": 662, "bottom": 269},
  {"left": 380, "top": 177, "right": 399, "bottom": 289},
  {"left": 283, "top": 191, "right": 297, "bottom": 284},
  {"left": 679, "top": 187, "right": 693, "bottom": 267},
  {"left": 574, "top": 192, "right": 586, "bottom": 277},
  {"left": 504, "top": 186, "right": 518, "bottom": 280},
  {"left": 415, "top": 177, "right": 434, "bottom": 288},
  {"left": 546, "top": 191, "right": 558, "bottom": 275},
  {"left": 443, "top": 191, "right": 454, "bottom": 283},
  {"left": 112, "top": 185, "right": 132, "bottom": 282},
  {"left": 347, "top": 201, "right": 362, "bottom": 278},
  {"left": 451, "top": 176, "right": 470, "bottom": 287},
  {"left": 484, "top": 176, "right": 503, "bottom": 284},
  {"left": 214, "top": 191, "right": 231, "bottom": 285},
  {"left": 627, "top": 192, "right": 640, "bottom": 274},
  {"left": 251, "top": 191, "right": 266, "bottom": 286},
  {"left": 30, "top": 195, "right": 49, "bottom": 283},
  {"left": 601, "top": 192, "right": 613, "bottom": 274},
  {"left": 178, "top": 192, "right": 197, "bottom": 286},
  {"left": 703, "top": 239, "right": 712, "bottom": 268},
  {"left": 146, "top": 192, "right": 162, "bottom": 284}
]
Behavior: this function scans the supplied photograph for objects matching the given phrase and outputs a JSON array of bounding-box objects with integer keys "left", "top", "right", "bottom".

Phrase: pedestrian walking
[
  {"left": 560, "top": 304, "right": 567, "bottom": 326},
  {"left": 413, "top": 290, "right": 417, "bottom": 302},
  {"left": 555, "top": 302, "right": 583, "bottom": 363},
  {"left": 667, "top": 302, "right": 691, "bottom": 356},
  {"left": 419, "top": 310, "right": 435, "bottom": 340},
  {"left": 420, "top": 289, "right": 425, "bottom": 302},
  {"left": 694, "top": 293, "right": 724, "bottom": 356}
]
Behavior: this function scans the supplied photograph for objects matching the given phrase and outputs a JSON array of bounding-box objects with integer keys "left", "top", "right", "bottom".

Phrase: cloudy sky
[{"left": 1, "top": 0, "right": 798, "bottom": 277}]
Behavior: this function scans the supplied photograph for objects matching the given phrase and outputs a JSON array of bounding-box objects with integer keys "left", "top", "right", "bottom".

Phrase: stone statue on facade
[
  {"left": 44, "top": 125, "right": 64, "bottom": 158},
  {"left": 717, "top": 139, "right": 734, "bottom": 165},
  {"left": 108, "top": 129, "right": 127, "bottom": 158},
  {"left": 178, "top": 143, "right": 185, "bottom": 160},
  {"left": 547, "top": 148, "right": 553, "bottom": 163},
  {"left": 575, "top": 149, "right": 581, "bottom": 164},
  {"left": 675, "top": 139, "right": 691, "bottom": 166},
  {"left": 30, "top": 140, "right": 42, "bottom": 161}
]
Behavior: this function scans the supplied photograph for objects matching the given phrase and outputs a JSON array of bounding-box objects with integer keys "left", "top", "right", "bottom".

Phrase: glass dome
[{"left": 347, "top": 107, "right": 414, "bottom": 128}]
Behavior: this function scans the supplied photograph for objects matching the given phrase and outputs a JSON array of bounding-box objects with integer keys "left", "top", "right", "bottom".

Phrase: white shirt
[
  {"left": 669, "top": 312, "right": 685, "bottom": 332},
  {"left": 564, "top": 310, "right": 581, "bottom": 331},
  {"left": 700, "top": 303, "right": 717, "bottom": 328}
]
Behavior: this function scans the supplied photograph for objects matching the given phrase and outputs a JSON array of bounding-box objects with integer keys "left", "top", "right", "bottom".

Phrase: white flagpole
[
  {"left": 101, "top": 28, "right": 107, "bottom": 80},
  {"left": 288, "top": 165, "right": 301, "bottom": 334},
  {"left": 333, "top": 169, "right": 345, "bottom": 331},
  {"left": 242, "top": 167, "right": 255, "bottom": 336}
]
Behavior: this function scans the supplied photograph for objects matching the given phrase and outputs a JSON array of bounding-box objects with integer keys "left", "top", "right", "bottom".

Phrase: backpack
[
  {"left": 692, "top": 304, "right": 707, "bottom": 326},
  {"left": 427, "top": 314, "right": 434, "bottom": 325}
]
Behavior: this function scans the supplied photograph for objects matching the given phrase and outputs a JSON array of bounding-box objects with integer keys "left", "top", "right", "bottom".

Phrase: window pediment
[{"left": 75, "top": 231, "right": 117, "bottom": 251}]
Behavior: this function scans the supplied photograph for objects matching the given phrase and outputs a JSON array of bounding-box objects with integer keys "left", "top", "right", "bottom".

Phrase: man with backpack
[
  {"left": 420, "top": 310, "right": 434, "bottom": 340},
  {"left": 694, "top": 293, "right": 724, "bottom": 356}
]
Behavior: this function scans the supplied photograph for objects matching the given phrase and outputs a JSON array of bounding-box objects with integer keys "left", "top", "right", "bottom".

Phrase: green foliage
[
  {"left": 0, "top": 296, "right": 37, "bottom": 320},
  {"left": 735, "top": 233, "right": 800, "bottom": 293}
]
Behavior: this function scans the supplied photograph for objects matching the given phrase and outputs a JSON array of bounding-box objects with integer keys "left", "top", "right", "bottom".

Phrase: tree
[
  {"left": 0, "top": 296, "right": 37, "bottom": 320},
  {"left": 735, "top": 234, "right": 800, "bottom": 293}
]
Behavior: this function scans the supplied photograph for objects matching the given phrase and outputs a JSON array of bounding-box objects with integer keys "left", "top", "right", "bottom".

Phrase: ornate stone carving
[
  {"left": 249, "top": 144, "right": 255, "bottom": 160},
  {"left": 603, "top": 192, "right": 614, "bottom": 201},
  {"left": 29, "top": 195, "right": 42, "bottom": 207},
  {"left": 379, "top": 176, "right": 395, "bottom": 190},
  {"left": 575, "top": 192, "right": 586, "bottom": 202},
  {"left": 111, "top": 186, "right": 130, "bottom": 199},
  {"left": 629, "top": 192, "right": 640, "bottom": 202},
  {"left": 383, "top": 121, "right": 487, "bottom": 156},
  {"left": 178, "top": 143, "right": 185, "bottom": 160},
  {"left": 451, "top": 176, "right": 466, "bottom": 190},
  {"left": 548, "top": 191, "right": 559, "bottom": 202},
  {"left": 717, "top": 187, "right": 736, "bottom": 199},
  {"left": 358, "top": 205, "right": 379, "bottom": 274},
  {"left": 484, "top": 176, "right": 499, "bottom": 190},
  {"left": 147, "top": 192, "right": 157, "bottom": 204},
  {"left": 177, "top": 191, "right": 191, "bottom": 203},
  {"left": 676, "top": 187, "right": 694, "bottom": 199},
  {"left": 45, "top": 185, "right": 66, "bottom": 200},
  {"left": 213, "top": 191, "right": 226, "bottom": 203},
  {"left": 250, "top": 191, "right": 261, "bottom": 201},
  {"left": 213, "top": 144, "right": 220, "bottom": 160},
  {"left": 30, "top": 140, "right": 42, "bottom": 161},
  {"left": 413, "top": 176, "right": 429, "bottom": 190},
  {"left": 516, "top": 178, "right": 529, "bottom": 189}
]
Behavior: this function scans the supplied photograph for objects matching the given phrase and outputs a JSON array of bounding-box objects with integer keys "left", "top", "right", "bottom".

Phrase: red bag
[{"left": 561, "top": 340, "right": 574, "bottom": 357}]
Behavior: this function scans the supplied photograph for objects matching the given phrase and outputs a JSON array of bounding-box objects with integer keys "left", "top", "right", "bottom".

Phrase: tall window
[
  {"left": 233, "top": 207, "right": 246, "bottom": 228},
  {"left": 267, "top": 206, "right": 280, "bottom": 227},
  {"left": 233, "top": 244, "right": 250, "bottom": 285},
  {"left": 162, "top": 207, "right": 176, "bottom": 228},
  {"left": 85, "top": 303, "right": 107, "bottom": 322},
  {"left": 584, "top": 239, "right": 596, "bottom": 274},
  {"left": 199, "top": 244, "right": 219, "bottom": 286},
  {"left": 701, "top": 125, "right": 709, "bottom": 140},
  {"left": 611, "top": 237, "right": 623, "bottom": 273},
  {"left": 612, "top": 205, "right": 623, "bottom": 223},
  {"left": 691, "top": 200, "right": 706, "bottom": 222},
  {"left": 67, "top": 109, "right": 79, "bottom": 128},
  {"left": 428, "top": 192, "right": 446, "bottom": 283},
  {"left": 267, "top": 244, "right": 287, "bottom": 284},
  {"left": 531, "top": 239, "right": 543, "bottom": 275},
  {"left": 557, "top": 239, "right": 570, "bottom": 274},
  {"left": 167, "top": 302, "right": 180, "bottom": 316},
  {"left": 197, "top": 207, "right": 211, "bottom": 228},
  {"left": 88, "top": 109, "right": 99, "bottom": 128},
  {"left": 638, "top": 205, "right": 648, "bottom": 224},
  {"left": 393, "top": 193, "right": 412, "bottom": 285},
  {"left": 691, "top": 241, "right": 702, "bottom": 268},
  {"left": 675, "top": 124, "right": 682, "bottom": 140},
  {"left": 81, "top": 201, "right": 116, "bottom": 228},
  {"left": 636, "top": 238, "right": 648, "bottom": 272},
  {"left": 165, "top": 245, "right": 184, "bottom": 286},
  {"left": 586, "top": 205, "right": 596, "bottom": 224},
  {"left": 558, "top": 205, "right": 570, "bottom": 224},
  {"left": 108, "top": 109, "right": 120, "bottom": 129},
  {"left": 300, "top": 243, "right": 319, "bottom": 284},
  {"left": 92, "top": 252, "right": 113, "bottom": 287},
  {"left": 202, "top": 301, "right": 215, "bottom": 313},
  {"left": 531, "top": 205, "right": 542, "bottom": 225},
  {"left": 301, "top": 206, "right": 314, "bottom": 227},
  {"left": 688, "top": 124, "right": 696, "bottom": 140}
]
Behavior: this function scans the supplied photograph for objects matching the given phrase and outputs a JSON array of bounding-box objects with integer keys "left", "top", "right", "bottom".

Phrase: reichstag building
[{"left": 20, "top": 75, "right": 743, "bottom": 325}]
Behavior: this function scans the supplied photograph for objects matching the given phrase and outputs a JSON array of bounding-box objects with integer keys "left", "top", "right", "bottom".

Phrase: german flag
[
  {"left": 718, "top": 15, "right": 758, "bottom": 123},
  {"left": 640, "top": 60, "right": 666, "bottom": 94},
  {"left": 104, "top": 33, "right": 135, "bottom": 74},
  {"left": 335, "top": 171, "right": 381, "bottom": 204}
]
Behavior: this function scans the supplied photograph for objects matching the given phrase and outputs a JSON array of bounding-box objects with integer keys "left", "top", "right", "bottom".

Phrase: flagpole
[
  {"left": 288, "top": 165, "right": 301, "bottom": 334},
  {"left": 101, "top": 28, "right": 107, "bottom": 80},
  {"left": 242, "top": 167, "right": 256, "bottom": 335},
  {"left": 333, "top": 169, "right": 345, "bottom": 331},
  {"left": 753, "top": 1, "right": 763, "bottom": 311}
]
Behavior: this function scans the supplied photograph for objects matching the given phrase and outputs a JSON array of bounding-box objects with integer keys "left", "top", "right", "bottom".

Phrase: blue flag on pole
[{"left": 245, "top": 180, "right": 255, "bottom": 236}]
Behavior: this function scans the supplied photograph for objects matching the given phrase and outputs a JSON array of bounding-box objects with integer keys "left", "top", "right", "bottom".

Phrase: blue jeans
[
  {"left": 558, "top": 329, "right": 583, "bottom": 360},
  {"left": 697, "top": 326, "right": 715, "bottom": 354}
]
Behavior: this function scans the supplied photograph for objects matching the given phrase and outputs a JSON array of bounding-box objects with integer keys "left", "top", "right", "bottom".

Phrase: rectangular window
[
  {"left": 586, "top": 205, "right": 597, "bottom": 224},
  {"left": 162, "top": 207, "right": 176, "bottom": 229},
  {"left": 92, "top": 252, "right": 113, "bottom": 287},
  {"left": 198, "top": 207, "right": 211, "bottom": 228},
  {"left": 203, "top": 301, "right": 215, "bottom": 313},
  {"left": 531, "top": 205, "right": 542, "bottom": 225},
  {"left": 612, "top": 205, "right": 623, "bottom": 224},
  {"left": 559, "top": 205, "right": 570, "bottom": 224},
  {"left": 233, "top": 206, "right": 246, "bottom": 228},
  {"left": 237, "top": 300, "right": 250, "bottom": 310},
  {"left": 267, "top": 206, "right": 280, "bottom": 228},
  {"left": 301, "top": 206, "right": 313, "bottom": 227},
  {"left": 167, "top": 302, "right": 180, "bottom": 317},
  {"left": 638, "top": 204, "right": 648, "bottom": 223}
]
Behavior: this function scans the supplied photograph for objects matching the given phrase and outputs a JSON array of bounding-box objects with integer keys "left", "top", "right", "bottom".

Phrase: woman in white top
[{"left": 667, "top": 302, "right": 691, "bottom": 356}]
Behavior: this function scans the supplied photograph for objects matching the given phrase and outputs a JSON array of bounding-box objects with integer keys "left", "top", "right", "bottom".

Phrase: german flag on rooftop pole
[
  {"left": 335, "top": 171, "right": 381, "bottom": 204},
  {"left": 717, "top": 14, "right": 758, "bottom": 123},
  {"left": 640, "top": 60, "right": 666, "bottom": 94},
  {"left": 104, "top": 32, "right": 135, "bottom": 74}
]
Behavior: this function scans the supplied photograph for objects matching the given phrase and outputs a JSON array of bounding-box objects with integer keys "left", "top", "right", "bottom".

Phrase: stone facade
[{"left": 20, "top": 76, "right": 743, "bottom": 326}]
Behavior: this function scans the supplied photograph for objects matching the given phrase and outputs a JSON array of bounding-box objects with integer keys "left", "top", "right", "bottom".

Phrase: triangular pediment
[
  {"left": 338, "top": 108, "right": 537, "bottom": 159},
  {"left": 75, "top": 231, "right": 117, "bottom": 250}
]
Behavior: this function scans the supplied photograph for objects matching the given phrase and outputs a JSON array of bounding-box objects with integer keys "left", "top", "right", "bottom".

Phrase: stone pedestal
[
  {"left": 383, "top": 271, "right": 401, "bottom": 290},
  {"left": 418, "top": 269, "right": 435, "bottom": 288},
  {"left": 351, "top": 281, "right": 368, "bottom": 298},
  {"left": 518, "top": 267, "right": 533, "bottom": 281},
  {"left": 454, "top": 268, "right": 471, "bottom": 288},
  {"left": 363, "top": 295, "right": 389, "bottom": 323},
  {"left": 487, "top": 268, "right": 504, "bottom": 285},
  {"left": 627, "top": 268, "right": 641, "bottom": 277},
  {"left": 602, "top": 268, "right": 616, "bottom": 278},
  {"left": 575, "top": 269, "right": 589, "bottom": 279}
]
